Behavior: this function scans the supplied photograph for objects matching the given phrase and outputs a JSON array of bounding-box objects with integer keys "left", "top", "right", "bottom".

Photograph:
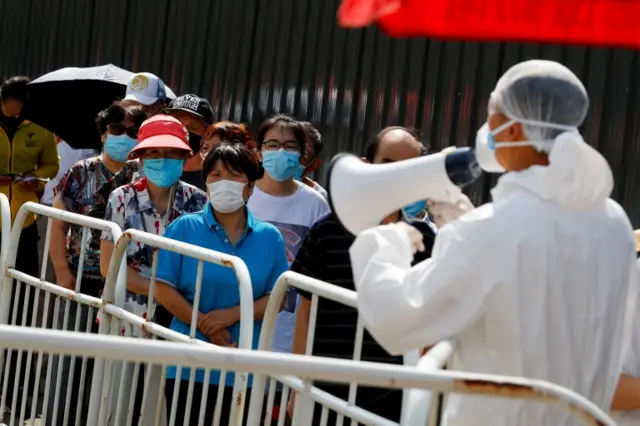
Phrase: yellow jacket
[{"left": 0, "top": 121, "right": 59, "bottom": 229}]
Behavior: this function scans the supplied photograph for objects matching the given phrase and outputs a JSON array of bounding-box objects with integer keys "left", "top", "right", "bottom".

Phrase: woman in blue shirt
[{"left": 155, "top": 140, "right": 288, "bottom": 426}]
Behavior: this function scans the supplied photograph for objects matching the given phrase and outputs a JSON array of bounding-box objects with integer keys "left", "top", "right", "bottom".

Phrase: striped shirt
[{"left": 293, "top": 211, "right": 436, "bottom": 421}]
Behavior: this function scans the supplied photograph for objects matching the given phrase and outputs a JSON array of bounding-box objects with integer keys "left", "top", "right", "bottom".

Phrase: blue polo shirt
[{"left": 156, "top": 203, "right": 288, "bottom": 387}]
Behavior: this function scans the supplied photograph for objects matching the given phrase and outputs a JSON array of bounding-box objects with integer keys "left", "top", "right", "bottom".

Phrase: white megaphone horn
[{"left": 327, "top": 147, "right": 482, "bottom": 235}]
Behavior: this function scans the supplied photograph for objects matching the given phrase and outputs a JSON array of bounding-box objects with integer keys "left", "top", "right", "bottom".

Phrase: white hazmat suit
[{"left": 350, "top": 60, "right": 638, "bottom": 426}]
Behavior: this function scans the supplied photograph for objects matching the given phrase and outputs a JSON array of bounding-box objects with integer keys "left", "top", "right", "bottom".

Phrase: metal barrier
[
  {"left": 95, "top": 229, "right": 255, "bottom": 426},
  {"left": 401, "top": 340, "right": 457, "bottom": 426},
  {"left": 247, "top": 271, "right": 423, "bottom": 426},
  {"left": 0, "top": 325, "right": 617, "bottom": 426},
  {"left": 0, "top": 194, "right": 11, "bottom": 274},
  {"left": 0, "top": 201, "right": 126, "bottom": 426},
  {"left": 0, "top": 203, "right": 257, "bottom": 426}
]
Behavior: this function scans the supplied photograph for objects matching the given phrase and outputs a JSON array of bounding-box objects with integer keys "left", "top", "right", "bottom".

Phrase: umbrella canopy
[
  {"left": 338, "top": 0, "right": 640, "bottom": 50},
  {"left": 23, "top": 64, "right": 176, "bottom": 149}
]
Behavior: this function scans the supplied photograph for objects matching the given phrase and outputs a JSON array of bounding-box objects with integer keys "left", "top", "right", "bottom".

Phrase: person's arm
[
  {"left": 50, "top": 193, "right": 75, "bottom": 290},
  {"left": 199, "top": 230, "right": 289, "bottom": 336},
  {"left": 288, "top": 226, "right": 324, "bottom": 416},
  {"left": 289, "top": 223, "right": 324, "bottom": 355},
  {"left": 349, "top": 221, "right": 488, "bottom": 355},
  {"left": 99, "top": 191, "right": 151, "bottom": 295},
  {"left": 155, "top": 281, "right": 200, "bottom": 325},
  {"left": 100, "top": 240, "right": 152, "bottom": 295},
  {"left": 292, "top": 298, "right": 311, "bottom": 355},
  {"left": 154, "top": 221, "right": 233, "bottom": 346},
  {"left": 153, "top": 220, "right": 202, "bottom": 325},
  {"left": 612, "top": 373, "right": 640, "bottom": 410},
  {"left": 34, "top": 130, "right": 60, "bottom": 179}
]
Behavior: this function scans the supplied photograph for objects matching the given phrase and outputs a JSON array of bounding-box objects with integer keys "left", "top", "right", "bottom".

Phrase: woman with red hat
[
  {"left": 99, "top": 114, "right": 208, "bottom": 329},
  {"left": 98, "top": 114, "right": 208, "bottom": 424}
]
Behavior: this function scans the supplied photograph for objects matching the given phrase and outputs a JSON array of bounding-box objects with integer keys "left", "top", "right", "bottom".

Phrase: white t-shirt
[
  {"left": 41, "top": 141, "right": 97, "bottom": 205},
  {"left": 248, "top": 180, "right": 330, "bottom": 353}
]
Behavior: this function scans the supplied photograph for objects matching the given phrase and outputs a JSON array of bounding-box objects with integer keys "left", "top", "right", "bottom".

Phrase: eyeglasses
[
  {"left": 263, "top": 139, "right": 300, "bottom": 153},
  {"left": 108, "top": 123, "right": 139, "bottom": 139}
]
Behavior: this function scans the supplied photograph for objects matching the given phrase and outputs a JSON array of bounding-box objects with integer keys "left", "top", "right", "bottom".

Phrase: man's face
[
  {"left": 372, "top": 129, "right": 422, "bottom": 164},
  {"left": 1, "top": 99, "right": 23, "bottom": 118},
  {"left": 169, "top": 111, "right": 209, "bottom": 136},
  {"left": 369, "top": 129, "right": 423, "bottom": 224}
]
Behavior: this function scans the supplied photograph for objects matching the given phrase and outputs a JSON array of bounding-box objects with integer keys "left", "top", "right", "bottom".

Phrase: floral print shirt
[
  {"left": 55, "top": 156, "right": 141, "bottom": 279},
  {"left": 101, "top": 177, "right": 208, "bottom": 320}
]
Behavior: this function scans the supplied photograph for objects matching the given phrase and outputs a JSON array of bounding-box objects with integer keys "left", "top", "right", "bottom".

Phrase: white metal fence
[
  {"left": 247, "top": 271, "right": 427, "bottom": 426},
  {"left": 99, "top": 228, "right": 255, "bottom": 426},
  {"left": 0, "top": 201, "right": 258, "bottom": 426},
  {"left": 0, "top": 201, "right": 126, "bottom": 426},
  {"left": 0, "top": 326, "right": 618, "bottom": 426},
  {"left": 0, "top": 194, "right": 619, "bottom": 426}
]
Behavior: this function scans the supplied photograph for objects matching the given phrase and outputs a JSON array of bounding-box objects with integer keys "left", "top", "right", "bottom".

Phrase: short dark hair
[
  {"left": 364, "top": 126, "right": 426, "bottom": 162},
  {"left": 300, "top": 121, "right": 322, "bottom": 156},
  {"left": 256, "top": 113, "right": 306, "bottom": 156},
  {"left": 95, "top": 101, "right": 148, "bottom": 135},
  {"left": 202, "top": 141, "right": 264, "bottom": 182},
  {"left": 0, "top": 76, "right": 30, "bottom": 102}
]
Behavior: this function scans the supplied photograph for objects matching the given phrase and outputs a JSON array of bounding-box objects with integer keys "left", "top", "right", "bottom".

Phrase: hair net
[{"left": 488, "top": 60, "right": 589, "bottom": 147}]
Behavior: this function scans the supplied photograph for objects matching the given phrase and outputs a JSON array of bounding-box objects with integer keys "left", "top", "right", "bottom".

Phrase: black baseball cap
[{"left": 164, "top": 94, "right": 214, "bottom": 125}]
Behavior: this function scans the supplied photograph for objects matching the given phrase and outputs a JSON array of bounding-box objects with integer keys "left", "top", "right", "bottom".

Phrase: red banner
[{"left": 338, "top": 0, "right": 640, "bottom": 49}]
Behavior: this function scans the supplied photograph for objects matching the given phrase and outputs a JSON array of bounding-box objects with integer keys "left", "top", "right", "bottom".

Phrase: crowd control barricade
[
  {"left": 0, "top": 194, "right": 11, "bottom": 273},
  {"left": 401, "top": 340, "right": 457, "bottom": 426},
  {"left": 93, "top": 229, "right": 255, "bottom": 426},
  {"left": 0, "top": 201, "right": 126, "bottom": 426},
  {"left": 246, "top": 271, "right": 423, "bottom": 426},
  {"left": 0, "top": 325, "right": 618, "bottom": 426}
]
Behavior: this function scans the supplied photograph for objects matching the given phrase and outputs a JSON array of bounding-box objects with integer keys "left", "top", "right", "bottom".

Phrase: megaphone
[{"left": 327, "top": 147, "right": 482, "bottom": 235}]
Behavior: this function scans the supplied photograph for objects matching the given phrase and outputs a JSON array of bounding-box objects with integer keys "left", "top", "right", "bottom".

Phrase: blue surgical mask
[
  {"left": 104, "top": 134, "right": 137, "bottom": 162},
  {"left": 403, "top": 200, "right": 427, "bottom": 218},
  {"left": 142, "top": 158, "right": 184, "bottom": 188},
  {"left": 262, "top": 149, "right": 301, "bottom": 182},
  {"left": 293, "top": 163, "right": 307, "bottom": 180}
]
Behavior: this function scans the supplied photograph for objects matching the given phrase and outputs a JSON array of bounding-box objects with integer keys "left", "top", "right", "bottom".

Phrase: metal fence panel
[
  {"left": 247, "top": 271, "right": 423, "bottom": 425},
  {"left": 0, "top": 325, "right": 618, "bottom": 426},
  {"left": 0, "top": 202, "right": 125, "bottom": 426},
  {"left": 99, "top": 229, "right": 256, "bottom": 426}
]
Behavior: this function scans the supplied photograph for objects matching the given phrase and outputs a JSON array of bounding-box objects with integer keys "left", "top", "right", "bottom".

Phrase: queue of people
[{"left": 2, "top": 60, "right": 640, "bottom": 426}]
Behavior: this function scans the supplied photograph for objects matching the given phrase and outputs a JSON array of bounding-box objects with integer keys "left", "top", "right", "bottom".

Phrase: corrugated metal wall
[{"left": 1, "top": 0, "right": 640, "bottom": 224}]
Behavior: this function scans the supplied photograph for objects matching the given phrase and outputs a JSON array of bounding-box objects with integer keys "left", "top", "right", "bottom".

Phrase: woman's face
[
  {"left": 206, "top": 160, "right": 253, "bottom": 200},
  {"left": 139, "top": 147, "right": 188, "bottom": 161},
  {"left": 200, "top": 135, "right": 222, "bottom": 160}
]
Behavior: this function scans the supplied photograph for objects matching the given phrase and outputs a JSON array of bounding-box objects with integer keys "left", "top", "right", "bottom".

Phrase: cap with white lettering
[{"left": 164, "top": 94, "right": 214, "bottom": 125}]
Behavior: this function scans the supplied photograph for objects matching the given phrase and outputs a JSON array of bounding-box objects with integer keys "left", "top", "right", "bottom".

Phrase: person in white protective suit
[{"left": 349, "top": 60, "right": 638, "bottom": 426}]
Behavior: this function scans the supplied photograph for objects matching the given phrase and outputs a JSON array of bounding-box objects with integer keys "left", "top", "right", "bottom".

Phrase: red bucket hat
[{"left": 128, "top": 114, "right": 192, "bottom": 159}]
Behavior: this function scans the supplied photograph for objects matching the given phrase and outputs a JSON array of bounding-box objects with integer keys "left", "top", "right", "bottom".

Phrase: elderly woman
[
  {"left": 99, "top": 114, "right": 208, "bottom": 329},
  {"left": 97, "top": 115, "right": 207, "bottom": 425},
  {"left": 154, "top": 140, "right": 288, "bottom": 425}
]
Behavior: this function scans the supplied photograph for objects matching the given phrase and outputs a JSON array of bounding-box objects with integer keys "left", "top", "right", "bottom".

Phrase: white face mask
[
  {"left": 208, "top": 180, "right": 246, "bottom": 213},
  {"left": 475, "top": 119, "right": 577, "bottom": 173}
]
